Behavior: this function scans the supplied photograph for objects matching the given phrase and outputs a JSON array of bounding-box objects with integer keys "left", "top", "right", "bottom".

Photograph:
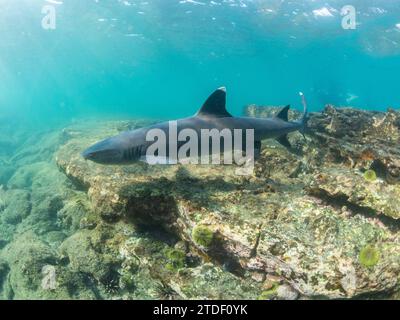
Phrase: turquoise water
[{"left": 1, "top": 0, "right": 399, "bottom": 126}]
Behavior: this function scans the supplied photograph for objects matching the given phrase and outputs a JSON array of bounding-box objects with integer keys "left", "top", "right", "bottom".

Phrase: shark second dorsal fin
[
  {"left": 196, "top": 87, "right": 233, "bottom": 118},
  {"left": 276, "top": 105, "right": 290, "bottom": 122}
]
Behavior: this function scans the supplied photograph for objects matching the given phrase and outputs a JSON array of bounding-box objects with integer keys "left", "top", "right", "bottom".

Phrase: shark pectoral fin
[
  {"left": 276, "top": 135, "right": 291, "bottom": 149},
  {"left": 196, "top": 87, "right": 233, "bottom": 118},
  {"left": 276, "top": 105, "right": 290, "bottom": 122}
]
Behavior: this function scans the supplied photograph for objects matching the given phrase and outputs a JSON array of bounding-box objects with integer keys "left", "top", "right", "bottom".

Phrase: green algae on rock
[
  {"left": 0, "top": 189, "right": 31, "bottom": 225},
  {"left": 359, "top": 245, "right": 380, "bottom": 268},
  {"left": 258, "top": 283, "right": 279, "bottom": 300},
  {"left": 192, "top": 225, "right": 214, "bottom": 248},
  {"left": 364, "top": 170, "right": 377, "bottom": 182},
  {"left": 165, "top": 248, "right": 187, "bottom": 271}
]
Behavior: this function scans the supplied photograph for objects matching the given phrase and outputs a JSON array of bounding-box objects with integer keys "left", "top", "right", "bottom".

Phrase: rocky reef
[{"left": 1, "top": 105, "right": 400, "bottom": 300}]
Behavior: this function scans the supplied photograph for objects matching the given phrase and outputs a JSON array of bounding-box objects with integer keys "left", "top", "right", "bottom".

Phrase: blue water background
[{"left": 0, "top": 0, "right": 399, "bottom": 127}]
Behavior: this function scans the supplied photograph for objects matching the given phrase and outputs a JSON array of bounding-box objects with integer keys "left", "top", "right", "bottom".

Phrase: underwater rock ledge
[{"left": 54, "top": 106, "right": 400, "bottom": 299}]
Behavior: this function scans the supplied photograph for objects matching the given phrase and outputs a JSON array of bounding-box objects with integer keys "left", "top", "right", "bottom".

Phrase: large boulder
[
  {"left": 55, "top": 109, "right": 400, "bottom": 299},
  {"left": 0, "top": 189, "right": 31, "bottom": 225}
]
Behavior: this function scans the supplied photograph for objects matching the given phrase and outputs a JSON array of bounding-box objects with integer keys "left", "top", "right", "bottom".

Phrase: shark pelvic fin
[
  {"left": 276, "top": 105, "right": 290, "bottom": 122},
  {"left": 196, "top": 87, "right": 233, "bottom": 118},
  {"left": 276, "top": 134, "right": 291, "bottom": 149},
  {"left": 254, "top": 140, "right": 262, "bottom": 159}
]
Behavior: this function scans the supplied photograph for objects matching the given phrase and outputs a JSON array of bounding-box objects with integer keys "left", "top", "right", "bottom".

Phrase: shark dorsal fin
[
  {"left": 196, "top": 87, "right": 232, "bottom": 118},
  {"left": 276, "top": 105, "right": 290, "bottom": 122}
]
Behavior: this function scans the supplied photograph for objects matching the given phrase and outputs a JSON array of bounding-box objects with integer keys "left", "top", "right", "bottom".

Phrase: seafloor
[{"left": 0, "top": 105, "right": 400, "bottom": 300}]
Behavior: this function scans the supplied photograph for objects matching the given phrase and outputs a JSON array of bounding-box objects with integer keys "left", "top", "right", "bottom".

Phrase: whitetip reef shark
[{"left": 82, "top": 87, "right": 308, "bottom": 164}]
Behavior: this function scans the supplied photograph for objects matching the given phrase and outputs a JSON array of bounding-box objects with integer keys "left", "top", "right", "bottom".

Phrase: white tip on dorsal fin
[{"left": 196, "top": 87, "right": 232, "bottom": 118}]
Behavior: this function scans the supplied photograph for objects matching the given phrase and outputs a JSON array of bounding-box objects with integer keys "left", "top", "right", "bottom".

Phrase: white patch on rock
[
  {"left": 338, "top": 261, "right": 357, "bottom": 296},
  {"left": 41, "top": 265, "right": 57, "bottom": 291},
  {"left": 277, "top": 284, "right": 299, "bottom": 300}
]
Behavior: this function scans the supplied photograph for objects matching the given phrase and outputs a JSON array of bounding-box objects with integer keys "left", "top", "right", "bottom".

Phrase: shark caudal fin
[
  {"left": 275, "top": 105, "right": 292, "bottom": 148},
  {"left": 275, "top": 93, "right": 309, "bottom": 148},
  {"left": 196, "top": 87, "right": 233, "bottom": 118},
  {"left": 298, "top": 92, "right": 309, "bottom": 137}
]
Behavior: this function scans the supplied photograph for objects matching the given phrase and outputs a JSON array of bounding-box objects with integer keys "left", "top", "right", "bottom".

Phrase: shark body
[{"left": 82, "top": 87, "right": 308, "bottom": 164}]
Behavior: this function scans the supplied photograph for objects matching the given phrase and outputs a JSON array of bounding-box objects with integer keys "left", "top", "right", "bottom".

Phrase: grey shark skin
[{"left": 82, "top": 87, "right": 308, "bottom": 164}]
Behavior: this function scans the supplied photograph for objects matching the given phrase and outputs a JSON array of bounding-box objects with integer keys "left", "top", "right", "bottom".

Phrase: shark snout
[{"left": 82, "top": 137, "right": 124, "bottom": 164}]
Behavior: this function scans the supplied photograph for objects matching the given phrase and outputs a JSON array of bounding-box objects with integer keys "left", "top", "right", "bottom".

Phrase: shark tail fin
[
  {"left": 275, "top": 105, "right": 292, "bottom": 148},
  {"left": 298, "top": 92, "right": 309, "bottom": 138},
  {"left": 276, "top": 93, "right": 308, "bottom": 148}
]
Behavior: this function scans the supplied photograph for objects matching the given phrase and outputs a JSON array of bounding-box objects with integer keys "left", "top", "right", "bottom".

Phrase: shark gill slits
[
  {"left": 124, "top": 146, "right": 143, "bottom": 161},
  {"left": 123, "top": 148, "right": 133, "bottom": 161}
]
